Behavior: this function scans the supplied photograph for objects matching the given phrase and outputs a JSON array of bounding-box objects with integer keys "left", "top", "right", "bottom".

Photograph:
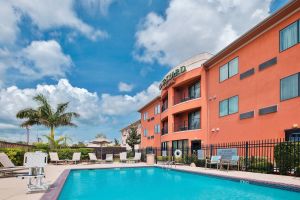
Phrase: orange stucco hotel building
[{"left": 138, "top": 0, "right": 300, "bottom": 152}]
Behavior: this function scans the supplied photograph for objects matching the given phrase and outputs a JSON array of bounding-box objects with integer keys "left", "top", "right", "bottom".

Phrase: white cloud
[
  {"left": 134, "top": 0, "right": 271, "bottom": 66},
  {"left": 0, "top": 123, "right": 18, "bottom": 129},
  {"left": 0, "top": 40, "right": 72, "bottom": 83},
  {"left": 0, "top": 79, "right": 160, "bottom": 141},
  {"left": 0, "top": 0, "right": 107, "bottom": 45},
  {"left": 101, "top": 82, "right": 160, "bottom": 115},
  {"left": 118, "top": 82, "right": 134, "bottom": 92},
  {"left": 18, "top": 40, "right": 72, "bottom": 79},
  {"left": 78, "top": 0, "right": 115, "bottom": 16},
  {"left": 0, "top": 79, "right": 101, "bottom": 126},
  {"left": 0, "top": 1, "right": 20, "bottom": 45}
]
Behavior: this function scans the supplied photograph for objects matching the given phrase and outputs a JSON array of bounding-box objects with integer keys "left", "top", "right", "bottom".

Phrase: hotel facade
[{"left": 138, "top": 0, "right": 300, "bottom": 152}]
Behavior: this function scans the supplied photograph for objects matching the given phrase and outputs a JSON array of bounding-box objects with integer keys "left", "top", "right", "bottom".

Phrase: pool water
[{"left": 59, "top": 167, "right": 300, "bottom": 200}]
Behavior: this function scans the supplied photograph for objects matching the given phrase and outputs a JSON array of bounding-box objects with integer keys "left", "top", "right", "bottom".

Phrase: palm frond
[
  {"left": 55, "top": 102, "right": 69, "bottom": 115},
  {"left": 20, "top": 119, "right": 41, "bottom": 128},
  {"left": 16, "top": 108, "right": 38, "bottom": 119},
  {"left": 34, "top": 94, "right": 53, "bottom": 117}
]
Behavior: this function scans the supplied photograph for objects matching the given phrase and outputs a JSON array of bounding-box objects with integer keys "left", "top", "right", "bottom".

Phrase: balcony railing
[
  {"left": 162, "top": 104, "right": 168, "bottom": 112},
  {"left": 173, "top": 120, "right": 200, "bottom": 132},
  {"left": 161, "top": 127, "right": 168, "bottom": 135},
  {"left": 174, "top": 95, "right": 199, "bottom": 105}
]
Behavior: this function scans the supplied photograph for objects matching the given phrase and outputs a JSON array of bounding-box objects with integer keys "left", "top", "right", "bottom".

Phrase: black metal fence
[{"left": 139, "top": 138, "right": 300, "bottom": 176}]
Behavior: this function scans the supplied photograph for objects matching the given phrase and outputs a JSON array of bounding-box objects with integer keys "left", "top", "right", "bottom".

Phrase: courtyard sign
[
  {"left": 217, "top": 148, "right": 237, "bottom": 160},
  {"left": 159, "top": 66, "right": 186, "bottom": 89}
]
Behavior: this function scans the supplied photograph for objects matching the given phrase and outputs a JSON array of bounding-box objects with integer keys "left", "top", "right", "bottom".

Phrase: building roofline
[
  {"left": 137, "top": 96, "right": 161, "bottom": 112},
  {"left": 203, "top": 0, "right": 300, "bottom": 69},
  {"left": 120, "top": 119, "right": 141, "bottom": 132}
]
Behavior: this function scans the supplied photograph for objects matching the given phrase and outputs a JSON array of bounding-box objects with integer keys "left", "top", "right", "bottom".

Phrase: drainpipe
[{"left": 205, "top": 67, "right": 210, "bottom": 145}]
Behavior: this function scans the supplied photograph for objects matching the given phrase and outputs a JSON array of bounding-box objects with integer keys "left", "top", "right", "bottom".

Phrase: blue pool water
[{"left": 59, "top": 167, "right": 300, "bottom": 200}]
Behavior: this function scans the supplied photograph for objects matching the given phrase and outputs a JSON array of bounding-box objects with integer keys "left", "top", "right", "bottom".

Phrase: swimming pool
[{"left": 58, "top": 167, "right": 300, "bottom": 200}]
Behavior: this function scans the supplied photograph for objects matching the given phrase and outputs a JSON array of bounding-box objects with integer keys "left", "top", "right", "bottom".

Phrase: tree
[
  {"left": 43, "top": 135, "right": 65, "bottom": 149},
  {"left": 114, "top": 138, "right": 120, "bottom": 146},
  {"left": 126, "top": 126, "right": 141, "bottom": 153},
  {"left": 72, "top": 141, "right": 86, "bottom": 148},
  {"left": 16, "top": 94, "right": 79, "bottom": 148}
]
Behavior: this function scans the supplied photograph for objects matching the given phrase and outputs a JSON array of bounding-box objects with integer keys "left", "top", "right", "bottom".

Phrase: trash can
[{"left": 146, "top": 154, "right": 155, "bottom": 165}]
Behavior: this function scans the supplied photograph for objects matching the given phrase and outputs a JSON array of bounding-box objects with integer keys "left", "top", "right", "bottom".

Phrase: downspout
[{"left": 205, "top": 66, "right": 210, "bottom": 145}]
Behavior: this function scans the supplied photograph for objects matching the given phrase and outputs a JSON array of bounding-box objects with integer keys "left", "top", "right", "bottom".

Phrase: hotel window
[
  {"left": 143, "top": 129, "right": 148, "bottom": 137},
  {"left": 188, "top": 81, "right": 200, "bottom": 99},
  {"left": 280, "top": 73, "right": 299, "bottom": 101},
  {"left": 172, "top": 140, "right": 189, "bottom": 157},
  {"left": 143, "top": 112, "right": 148, "bottom": 120},
  {"left": 154, "top": 105, "right": 160, "bottom": 115},
  {"left": 154, "top": 124, "right": 160, "bottom": 133},
  {"left": 219, "top": 57, "right": 239, "bottom": 82},
  {"left": 219, "top": 96, "right": 239, "bottom": 117},
  {"left": 188, "top": 110, "right": 200, "bottom": 130},
  {"left": 280, "top": 21, "right": 299, "bottom": 51}
]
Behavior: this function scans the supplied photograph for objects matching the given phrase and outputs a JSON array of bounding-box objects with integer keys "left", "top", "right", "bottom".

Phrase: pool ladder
[{"left": 164, "top": 161, "right": 176, "bottom": 169}]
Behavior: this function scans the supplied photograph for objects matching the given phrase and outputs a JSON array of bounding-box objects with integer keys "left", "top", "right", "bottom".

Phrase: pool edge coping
[
  {"left": 40, "top": 165, "right": 300, "bottom": 200},
  {"left": 160, "top": 166, "right": 300, "bottom": 193}
]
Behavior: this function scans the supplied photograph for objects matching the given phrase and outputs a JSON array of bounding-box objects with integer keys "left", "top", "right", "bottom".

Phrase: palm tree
[
  {"left": 16, "top": 94, "right": 79, "bottom": 148},
  {"left": 43, "top": 135, "right": 65, "bottom": 149}
]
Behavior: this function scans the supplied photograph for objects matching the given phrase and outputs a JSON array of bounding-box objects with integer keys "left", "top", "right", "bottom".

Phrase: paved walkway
[
  {"left": 0, "top": 163, "right": 147, "bottom": 200},
  {"left": 0, "top": 163, "right": 300, "bottom": 200}
]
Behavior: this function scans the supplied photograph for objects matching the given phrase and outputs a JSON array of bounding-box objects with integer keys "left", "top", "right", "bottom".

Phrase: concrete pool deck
[{"left": 0, "top": 163, "right": 299, "bottom": 200}]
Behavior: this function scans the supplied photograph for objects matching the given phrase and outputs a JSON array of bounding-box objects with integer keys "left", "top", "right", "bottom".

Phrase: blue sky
[{"left": 0, "top": 0, "right": 289, "bottom": 143}]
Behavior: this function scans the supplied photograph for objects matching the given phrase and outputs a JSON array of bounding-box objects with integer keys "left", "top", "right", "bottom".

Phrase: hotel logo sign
[{"left": 159, "top": 66, "right": 186, "bottom": 89}]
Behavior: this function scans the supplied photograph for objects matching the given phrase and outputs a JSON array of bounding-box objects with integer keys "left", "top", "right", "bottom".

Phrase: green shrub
[
  {"left": 157, "top": 156, "right": 172, "bottom": 161},
  {"left": 248, "top": 161, "right": 274, "bottom": 174},
  {"left": 127, "top": 151, "right": 135, "bottom": 158},
  {"left": 194, "top": 159, "right": 206, "bottom": 167},
  {"left": 295, "top": 166, "right": 300, "bottom": 177},
  {"left": 33, "top": 142, "right": 50, "bottom": 151},
  {"left": 52, "top": 148, "right": 94, "bottom": 160},
  {"left": 183, "top": 155, "right": 198, "bottom": 164},
  {"left": 274, "top": 142, "right": 300, "bottom": 175},
  {"left": 0, "top": 148, "right": 26, "bottom": 166}
]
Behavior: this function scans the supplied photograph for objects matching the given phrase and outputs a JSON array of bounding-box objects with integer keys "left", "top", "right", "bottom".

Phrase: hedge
[
  {"left": 274, "top": 142, "right": 300, "bottom": 175},
  {"left": 0, "top": 148, "right": 26, "bottom": 166},
  {"left": 0, "top": 147, "right": 95, "bottom": 166},
  {"left": 49, "top": 148, "right": 94, "bottom": 160}
]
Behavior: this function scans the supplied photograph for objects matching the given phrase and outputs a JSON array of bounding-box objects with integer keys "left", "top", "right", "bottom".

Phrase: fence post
[
  {"left": 155, "top": 148, "right": 157, "bottom": 164},
  {"left": 245, "top": 142, "right": 249, "bottom": 171},
  {"left": 210, "top": 144, "right": 213, "bottom": 158}
]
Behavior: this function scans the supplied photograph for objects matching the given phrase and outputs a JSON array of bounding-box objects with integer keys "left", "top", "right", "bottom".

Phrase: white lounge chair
[
  {"left": 0, "top": 152, "right": 27, "bottom": 176},
  {"left": 205, "top": 155, "right": 221, "bottom": 169},
  {"left": 131, "top": 152, "right": 141, "bottom": 163},
  {"left": 105, "top": 154, "right": 113, "bottom": 163},
  {"left": 67, "top": 152, "right": 81, "bottom": 164},
  {"left": 229, "top": 156, "right": 240, "bottom": 170},
  {"left": 49, "top": 152, "right": 66, "bottom": 165},
  {"left": 88, "top": 153, "right": 103, "bottom": 163},
  {"left": 120, "top": 152, "right": 128, "bottom": 163}
]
